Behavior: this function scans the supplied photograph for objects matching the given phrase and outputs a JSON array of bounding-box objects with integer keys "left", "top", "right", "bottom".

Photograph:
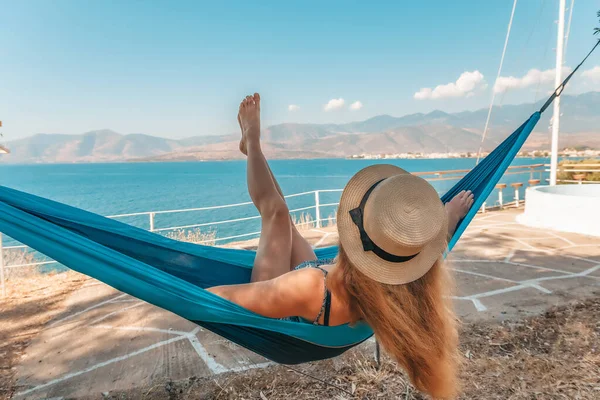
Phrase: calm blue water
[{"left": 2, "top": 158, "right": 549, "bottom": 248}]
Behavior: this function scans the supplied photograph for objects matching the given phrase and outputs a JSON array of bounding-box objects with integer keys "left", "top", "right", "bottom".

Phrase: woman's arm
[{"left": 206, "top": 268, "right": 321, "bottom": 319}]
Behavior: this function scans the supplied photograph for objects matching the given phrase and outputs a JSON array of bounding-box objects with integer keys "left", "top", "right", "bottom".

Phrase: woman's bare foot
[
  {"left": 445, "top": 190, "right": 474, "bottom": 236},
  {"left": 238, "top": 93, "right": 261, "bottom": 154},
  {"left": 238, "top": 113, "right": 247, "bottom": 155}
]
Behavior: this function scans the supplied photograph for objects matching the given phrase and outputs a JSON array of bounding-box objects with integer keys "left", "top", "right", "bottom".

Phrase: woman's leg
[
  {"left": 238, "top": 97, "right": 316, "bottom": 272},
  {"left": 239, "top": 94, "right": 295, "bottom": 282},
  {"left": 264, "top": 165, "right": 317, "bottom": 268}
]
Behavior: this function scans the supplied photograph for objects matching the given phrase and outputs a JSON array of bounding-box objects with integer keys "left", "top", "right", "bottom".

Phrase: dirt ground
[
  {"left": 72, "top": 296, "right": 600, "bottom": 400},
  {"left": 0, "top": 271, "right": 86, "bottom": 400}
]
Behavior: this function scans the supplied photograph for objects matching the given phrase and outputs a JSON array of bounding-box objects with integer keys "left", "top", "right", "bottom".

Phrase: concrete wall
[{"left": 517, "top": 184, "right": 600, "bottom": 237}]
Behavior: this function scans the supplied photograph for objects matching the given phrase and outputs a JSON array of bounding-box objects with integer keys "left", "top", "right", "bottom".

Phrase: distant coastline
[
  {"left": 2, "top": 148, "right": 599, "bottom": 165},
  {"left": 347, "top": 148, "right": 600, "bottom": 160}
]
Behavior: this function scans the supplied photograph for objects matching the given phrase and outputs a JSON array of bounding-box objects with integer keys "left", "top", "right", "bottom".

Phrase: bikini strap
[
  {"left": 323, "top": 289, "right": 331, "bottom": 326},
  {"left": 312, "top": 266, "right": 331, "bottom": 326}
]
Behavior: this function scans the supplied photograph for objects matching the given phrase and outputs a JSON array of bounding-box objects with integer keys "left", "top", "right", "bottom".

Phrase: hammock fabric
[
  {"left": 0, "top": 47, "right": 595, "bottom": 364},
  {"left": 0, "top": 114, "right": 539, "bottom": 364}
]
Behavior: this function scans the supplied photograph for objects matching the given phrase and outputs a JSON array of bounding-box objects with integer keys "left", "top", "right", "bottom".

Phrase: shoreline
[
  {"left": 0, "top": 155, "right": 578, "bottom": 166},
  {"left": 1, "top": 152, "right": 598, "bottom": 165}
]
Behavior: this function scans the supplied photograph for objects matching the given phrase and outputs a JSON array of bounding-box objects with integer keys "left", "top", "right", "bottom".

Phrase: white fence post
[
  {"left": 314, "top": 191, "right": 321, "bottom": 229},
  {"left": 496, "top": 184, "right": 506, "bottom": 209},
  {"left": 1, "top": 233, "right": 5, "bottom": 297},
  {"left": 149, "top": 213, "right": 155, "bottom": 232}
]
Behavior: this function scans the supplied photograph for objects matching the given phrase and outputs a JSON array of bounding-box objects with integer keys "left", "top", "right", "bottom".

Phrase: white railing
[
  {"left": 0, "top": 163, "right": 550, "bottom": 297},
  {"left": 544, "top": 164, "right": 600, "bottom": 185},
  {"left": 104, "top": 189, "right": 343, "bottom": 238}
]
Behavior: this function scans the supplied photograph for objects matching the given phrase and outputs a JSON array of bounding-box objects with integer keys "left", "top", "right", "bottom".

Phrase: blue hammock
[
  {"left": 0, "top": 113, "right": 539, "bottom": 364},
  {"left": 0, "top": 46, "right": 595, "bottom": 364}
]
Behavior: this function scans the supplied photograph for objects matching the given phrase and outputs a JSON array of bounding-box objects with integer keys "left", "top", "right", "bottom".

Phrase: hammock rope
[{"left": 476, "top": 0, "right": 519, "bottom": 164}]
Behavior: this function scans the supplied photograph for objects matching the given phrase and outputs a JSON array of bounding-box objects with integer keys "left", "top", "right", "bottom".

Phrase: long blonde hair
[{"left": 329, "top": 245, "right": 460, "bottom": 399}]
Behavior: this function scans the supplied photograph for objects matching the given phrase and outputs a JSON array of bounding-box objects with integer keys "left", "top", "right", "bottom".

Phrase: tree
[{"left": 596, "top": 10, "right": 600, "bottom": 36}]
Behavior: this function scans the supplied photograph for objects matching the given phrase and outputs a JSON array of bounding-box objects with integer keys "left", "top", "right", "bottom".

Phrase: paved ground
[{"left": 12, "top": 209, "right": 600, "bottom": 399}]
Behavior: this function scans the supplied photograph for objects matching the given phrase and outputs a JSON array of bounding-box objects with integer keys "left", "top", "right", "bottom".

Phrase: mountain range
[{"left": 2, "top": 92, "right": 600, "bottom": 164}]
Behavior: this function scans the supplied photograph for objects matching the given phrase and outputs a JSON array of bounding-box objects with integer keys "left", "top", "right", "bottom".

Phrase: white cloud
[
  {"left": 324, "top": 98, "right": 345, "bottom": 111},
  {"left": 288, "top": 104, "right": 300, "bottom": 111},
  {"left": 414, "top": 70, "right": 487, "bottom": 100},
  {"left": 494, "top": 67, "right": 572, "bottom": 93},
  {"left": 582, "top": 66, "right": 600, "bottom": 83},
  {"left": 349, "top": 101, "right": 363, "bottom": 111}
]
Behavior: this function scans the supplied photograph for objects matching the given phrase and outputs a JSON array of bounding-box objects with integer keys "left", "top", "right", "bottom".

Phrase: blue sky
[{"left": 1, "top": 0, "right": 599, "bottom": 140}]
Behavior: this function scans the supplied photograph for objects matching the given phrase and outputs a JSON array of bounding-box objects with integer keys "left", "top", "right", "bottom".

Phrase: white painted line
[
  {"left": 526, "top": 283, "right": 552, "bottom": 294},
  {"left": 471, "top": 214, "right": 502, "bottom": 222},
  {"left": 450, "top": 268, "right": 518, "bottom": 283},
  {"left": 466, "top": 222, "right": 520, "bottom": 230},
  {"left": 471, "top": 299, "right": 487, "bottom": 312},
  {"left": 469, "top": 284, "right": 530, "bottom": 299},
  {"left": 185, "top": 327, "right": 229, "bottom": 374},
  {"left": 228, "top": 361, "right": 275, "bottom": 373},
  {"left": 81, "top": 282, "right": 103, "bottom": 288},
  {"left": 314, "top": 232, "right": 332, "bottom": 248},
  {"left": 504, "top": 249, "right": 516, "bottom": 263},
  {"left": 49, "top": 294, "right": 127, "bottom": 327},
  {"left": 15, "top": 335, "right": 188, "bottom": 397},
  {"left": 506, "top": 261, "right": 573, "bottom": 275},
  {"left": 92, "top": 324, "right": 190, "bottom": 337},
  {"left": 493, "top": 234, "right": 538, "bottom": 250},
  {"left": 557, "top": 243, "right": 600, "bottom": 250},
  {"left": 89, "top": 302, "right": 145, "bottom": 324},
  {"left": 549, "top": 232, "right": 576, "bottom": 246},
  {"left": 520, "top": 273, "right": 592, "bottom": 285},
  {"left": 581, "top": 264, "right": 600, "bottom": 276},
  {"left": 109, "top": 299, "right": 141, "bottom": 303},
  {"left": 563, "top": 254, "right": 600, "bottom": 265}
]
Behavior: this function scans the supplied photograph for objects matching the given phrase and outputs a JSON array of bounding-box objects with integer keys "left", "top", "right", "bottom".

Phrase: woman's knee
[{"left": 261, "top": 198, "right": 290, "bottom": 220}]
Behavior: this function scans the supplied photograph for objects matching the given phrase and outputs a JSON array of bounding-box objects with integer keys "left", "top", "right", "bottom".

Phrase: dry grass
[
  {"left": 166, "top": 228, "right": 218, "bottom": 246},
  {"left": 4, "top": 248, "right": 36, "bottom": 265},
  {"left": 291, "top": 212, "right": 316, "bottom": 230},
  {"left": 3, "top": 248, "right": 45, "bottom": 279},
  {"left": 291, "top": 212, "right": 337, "bottom": 230},
  {"left": 558, "top": 158, "right": 600, "bottom": 182},
  {"left": 322, "top": 213, "right": 337, "bottom": 228},
  {"left": 94, "top": 296, "right": 600, "bottom": 400},
  {"left": 0, "top": 270, "right": 87, "bottom": 400}
]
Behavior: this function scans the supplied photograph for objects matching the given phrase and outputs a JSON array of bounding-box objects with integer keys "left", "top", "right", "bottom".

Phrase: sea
[{"left": 2, "top": 158, "right": 550, "bottom": 249}]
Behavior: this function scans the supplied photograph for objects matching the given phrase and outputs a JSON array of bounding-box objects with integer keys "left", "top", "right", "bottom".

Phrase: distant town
[{"left": 347, "top": 148, "right": 600, "bottom": 160}]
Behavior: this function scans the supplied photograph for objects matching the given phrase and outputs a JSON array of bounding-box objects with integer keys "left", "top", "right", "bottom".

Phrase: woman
[{"left": 208, "top": 93, "right": 474, "bottom": 399}]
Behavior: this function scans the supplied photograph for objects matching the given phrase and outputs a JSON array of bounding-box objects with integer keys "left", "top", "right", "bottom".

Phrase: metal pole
[
  {"left": 1, "top": 233, "right": 6, "bottom": 297},
  {"left": 550, "top": 0, "right": 566, "bottom": 186},
  {"left": 149, "top": 213, "right": 155, "bottom": 232},
  {"left": 498, "top": 189, "right": 504, "bottom": 209},
  {"left": 375, "top": 339, "right": 381, "bottom": 369},
  {"left": 314, "top": 191, "right": 321, "bottom": 229}
]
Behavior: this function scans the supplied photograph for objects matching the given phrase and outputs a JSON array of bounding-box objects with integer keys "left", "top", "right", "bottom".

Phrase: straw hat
[{"left": 337, "top": 164, "right": 448, "bottom": 285}]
